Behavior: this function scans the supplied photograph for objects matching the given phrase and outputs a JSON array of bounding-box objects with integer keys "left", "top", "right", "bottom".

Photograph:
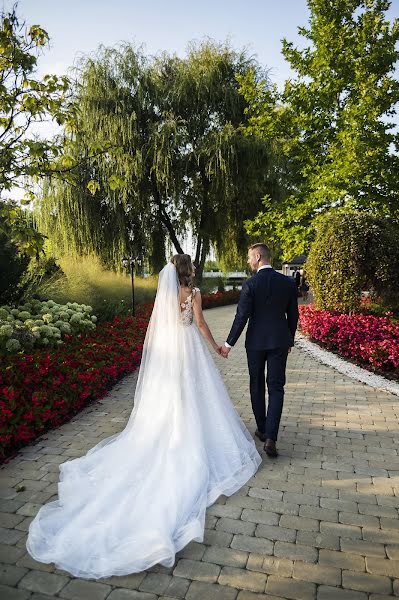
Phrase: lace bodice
[{"left": 180, "top": 287, "right": 199, "bottom": 326}]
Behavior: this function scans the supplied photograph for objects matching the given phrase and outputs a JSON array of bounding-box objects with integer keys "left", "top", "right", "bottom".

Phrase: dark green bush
[
  {"left": 306, "top": 209, "right": 399, "bottom": 313},
  {"left": 0, "top": 231, "right": 29, "bottom": 304}
]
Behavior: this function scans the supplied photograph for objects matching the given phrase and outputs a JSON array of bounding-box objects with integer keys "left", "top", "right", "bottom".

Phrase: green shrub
[
  {"left": 306, "top": 209, "right": 399, "bottom": 313},
  {"left": 30, "top": 255, "right": 158, "bottom": 321},
  {"left": 0, "top": 300, "right": 97, "bottom": 353},
  {"left": 0, "top": 231, "right": 29, "bottom": 304}
]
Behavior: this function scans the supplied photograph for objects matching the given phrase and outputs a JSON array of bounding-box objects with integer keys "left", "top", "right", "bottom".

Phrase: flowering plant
[
  {"left": 0, "top": 289, "right": 239, "bottom": 461},
  {"left": 299, "top": 304, "right": 399, "bottom": 376},
  {"left": 0, "top": 300, "right": 97, "bottom": 353}
]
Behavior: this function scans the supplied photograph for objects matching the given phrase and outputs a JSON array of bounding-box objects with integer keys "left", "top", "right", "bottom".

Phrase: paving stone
[
  {"left": 0, "top": 513, "right": 25, "bottom": 528},
  {"left": 240, "top": 509, "right": 279, "bottom": 526},
  {"left": 386, "top": 545, "right": 399, "bottom": 560},
  {"left": 380, "top": 516, "right": 399, "bottom": 530},
  {"left": 261, "top": 499, "right": 299, "bottom": 516},
  {"left": 342, "top": 571, "right": 392, "bottom": 594},
  {"left": 317, "top": 585, "right": 367, "bottom": 599},
  {"left": 18, "top": 570, "right": 69, "bottom": 594},
  {"left": 299, "top": 505, "right": 338, "bottom": 523},
  {"left": 225, "top": 496, "right": 262, "bottom": 510},
  {"left": 338, "top": 512, "right": 379, "bottom": 528},
  {"left": 15, "top": 503, "right": 42, "bottom": 518},
  {"left": 296, "top": 531, "right": 340, "bottom": 551},
  {"left": 320, "top": 522, "right": 361, "bottom": 539},
  {"left": 59, "top": 578, "right": 111, "bottom": 599},
  {"left": 163, "top": 576, "right": 190, "bottom": 598},
  {"left": 16, "top": 552, "right": 55, "bottom": 573},
  {"left": 279, "top": 515, "right": 319, "bottom": 532},
  {"left": 248, "top": 488, "right": 283, "bottom": 501},
  {"left": 0, "top": 564, "right": 28, "bottom": 586},
  {"left": 202, "top": 547, "right": 248, "bottom": 568},
  {"left": 340, "top": 539, "right": 386, "bottom": 558},
  {"left": 292, "top": 561, "right": 341, "bottom": 586},
  {"left": 365, "top": 556, "right": 399, "bottom": 577},
  {"left": 0, "top": 544, "right": 25, "bottom": 565},
  {"left": 208, "top": 505, "right": 243, "bottom": 519},
  {"left": 362, "top": 526, "right": 399, "bottom": 544},
  {"left": 255, "top": 523, "right": 296, "bottom": 543},
  {"left": 319, "top": 550, "right": 365, "bottom": 572},
  {"left": 138, "top": 573, "right": 172, "bottom": 595},
  {"left": 246, "top": 554, "right": 293, "bottom": 577},
  {"left": 274, "top": 541, "right": 318, "bottom": 563},
  {"left": 230, "top": 534, "right": 273, "bottom": 555},
  {"left": 176, "top": 542, "right": 206, "bottom": 561},
  {"left": 203, "top": 530, "right": 233, "bottom": 548},
  {"left": 0, "top": 500, "right": 24, "bottom": 513},
  {"left": 266, "top": 575, "right": 316, "bottom": 600},
  {"left": 185, "top": 580, "right": 238, "bottom": 600},
  {"left": 218, "top": 566, "right": 266, "bottom": 593},
  {"left": 0, "top": 527, "right": 25, "bottom": 545},
  {"left": 236, "top": 592, "right": 281, "bottom": 600},
  {"left": 0, "top": 584, "right": 31, "bottom": 599},
  {"left": 107, "top": 590, "right": 158, "bottom": 600},
  {"left": 173, "top": 558, "right": 220, "bottom": 582},
  {"left": 216, "top": 518, "right": 255, "bottom": 536}
]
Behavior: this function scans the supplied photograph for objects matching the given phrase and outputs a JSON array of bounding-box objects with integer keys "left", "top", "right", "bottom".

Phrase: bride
[{"left": 26, "top": 254, "right": 261, "bottom": 579}]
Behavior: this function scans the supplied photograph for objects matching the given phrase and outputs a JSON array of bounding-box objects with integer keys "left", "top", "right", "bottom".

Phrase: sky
[{"left": 0, "top": 1, "right": 326, "bottom": 86}]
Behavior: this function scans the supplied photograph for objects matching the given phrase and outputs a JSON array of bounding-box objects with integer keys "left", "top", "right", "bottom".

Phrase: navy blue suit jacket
[{"left": 226, "top": 268, "right": 299, "bottom": 350}]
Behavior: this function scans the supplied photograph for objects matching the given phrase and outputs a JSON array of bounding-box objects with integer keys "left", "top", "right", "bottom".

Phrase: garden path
[{"left": 1, "top": 304, "right": 399, "bottom": 599}]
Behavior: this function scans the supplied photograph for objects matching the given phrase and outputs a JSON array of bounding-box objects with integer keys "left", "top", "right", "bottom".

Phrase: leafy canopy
[{"left": 241, "top": 0, "right": 399, "bottom": 259}]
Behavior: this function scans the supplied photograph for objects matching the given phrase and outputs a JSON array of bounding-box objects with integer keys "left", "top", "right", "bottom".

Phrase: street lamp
[{"left": 122, "top": 256, "right": 136, "bottom": 316}]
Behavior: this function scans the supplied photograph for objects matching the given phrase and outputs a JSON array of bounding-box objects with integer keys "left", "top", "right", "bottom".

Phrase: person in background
[
  {"left": 300, "top": 270, "right": 309, "bottom": 302},
  {"left": 293, "top": 267, "right": 301, "bottom": 292}
]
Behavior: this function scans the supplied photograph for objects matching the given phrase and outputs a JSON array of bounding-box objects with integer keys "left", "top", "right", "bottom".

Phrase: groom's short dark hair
[{"left": 249, "top": 243, "right": 271, "bottom": 262}]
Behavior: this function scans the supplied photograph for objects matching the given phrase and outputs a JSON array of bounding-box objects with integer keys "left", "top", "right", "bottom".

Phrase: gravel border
[{"left": 296, "top": 332, "right": 399, "bottom": 397}]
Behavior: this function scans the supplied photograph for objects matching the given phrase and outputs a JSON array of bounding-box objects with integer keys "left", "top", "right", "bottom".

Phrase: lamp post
[{"left": 122, "top": 256, "right": 135, "bottom": 316}]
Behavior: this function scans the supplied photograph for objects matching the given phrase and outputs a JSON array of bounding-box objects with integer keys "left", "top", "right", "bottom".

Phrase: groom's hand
[{"left": 220, "top": 346, "right": 230, "bottom": 358}]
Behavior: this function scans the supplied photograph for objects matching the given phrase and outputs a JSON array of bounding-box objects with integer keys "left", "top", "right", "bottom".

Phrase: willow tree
[{"left": 36, "top": 41, "right": 276, "bottom": 277}]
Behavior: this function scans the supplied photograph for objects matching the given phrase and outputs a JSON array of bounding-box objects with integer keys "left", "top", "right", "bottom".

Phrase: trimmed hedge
[{"left": 306, "top": 209, "right": 399, "bottom": 313}]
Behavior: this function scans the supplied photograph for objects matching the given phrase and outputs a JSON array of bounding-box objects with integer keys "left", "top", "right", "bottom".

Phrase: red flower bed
[
  {"left": 202, "top": 289, "right": 240, "bottom": 308},
  {"left": 299, "top": 304, "right": 399, "bottom": 377},
  {"left": 0, "top": 290, "right": 239, "bottom": 461},
  {"left": 0, "top": 308, "right": 151, "bottom": 461}
]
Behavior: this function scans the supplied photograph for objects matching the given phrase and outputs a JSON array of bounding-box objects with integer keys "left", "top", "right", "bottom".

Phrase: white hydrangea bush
[{"left": 0, "top": 300, "right": 97, "bottom": 353}]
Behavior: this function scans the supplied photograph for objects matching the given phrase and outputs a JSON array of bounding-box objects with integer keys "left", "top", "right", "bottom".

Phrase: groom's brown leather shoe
[
  {"left": 264, "top": 439, "right": 278, "bottom": 458},
  {"left": 255, "top": 429, "right": 267, "bottom": 442}
]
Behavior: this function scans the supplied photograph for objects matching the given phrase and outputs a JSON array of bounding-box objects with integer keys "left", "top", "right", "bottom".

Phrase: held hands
[
  {"left": 220, "top": 345, "right": 230, "bottom": 358},
  {"left": 214, "top": 344, "right": 230, "bottom": 358}
]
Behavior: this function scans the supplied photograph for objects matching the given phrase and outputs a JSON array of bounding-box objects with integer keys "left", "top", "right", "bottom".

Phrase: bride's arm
[{"left": 192, "top": 290, "right": 220, "bottom": 353}]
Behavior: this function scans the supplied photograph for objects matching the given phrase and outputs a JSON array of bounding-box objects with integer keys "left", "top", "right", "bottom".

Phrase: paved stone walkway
[{"left": 1, "top": 304, "right": 399, "bottom": 600}]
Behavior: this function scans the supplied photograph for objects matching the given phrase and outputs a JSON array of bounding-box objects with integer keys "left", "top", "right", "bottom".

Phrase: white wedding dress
[{"left": 26, "top": 263, "right": 261, "bottom": 579}]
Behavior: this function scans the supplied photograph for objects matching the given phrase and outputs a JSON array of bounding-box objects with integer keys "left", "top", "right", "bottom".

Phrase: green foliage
[
  {"left": 31, "top": 255, "right": 158, "bottom": 321},
  {"left": 35, "top": 41, "right": 277, "bottom": 277},
  {"left": 0, "top": 7, "right": 71, "bottom": 254},
  {"left": 306, "top": 208, "right": 399, "bottom": 313},
  {"left": 241, "top": 0, "right": 399, "bottom": 259},
  {"left": 0, "top": 299, "right": 96, "bottom": 353},
  {"left": 0, "top": 225, "right": 29, "bottom": 304},
  {"left": 19, "top": 255, "right": 63, "bottom": 298},
  {"left": 204, "top": 260, "right": 220, "bottom": 272}
]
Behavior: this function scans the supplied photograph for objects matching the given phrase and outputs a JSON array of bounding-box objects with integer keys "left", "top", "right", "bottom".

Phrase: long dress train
[{"left": 26, "top": 264, "right": 261, "bottom": 579}]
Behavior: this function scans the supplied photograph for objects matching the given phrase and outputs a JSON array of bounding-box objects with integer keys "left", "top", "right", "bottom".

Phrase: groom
[{"left": 221, "top": 243, "right": 299, "bottom": 457}]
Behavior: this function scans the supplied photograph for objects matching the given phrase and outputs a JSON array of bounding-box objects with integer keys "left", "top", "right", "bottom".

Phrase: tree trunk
[{"left": 152, "top": 181, "right": 184, "bottom": 255}]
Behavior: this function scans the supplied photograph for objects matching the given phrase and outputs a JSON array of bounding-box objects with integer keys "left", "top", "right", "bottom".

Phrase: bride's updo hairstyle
[{"left": 171, "top": 254, "right": 194, "bottom": 287}]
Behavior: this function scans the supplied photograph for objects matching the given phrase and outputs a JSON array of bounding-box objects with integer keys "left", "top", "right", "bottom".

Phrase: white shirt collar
[{"left": 257, "top": 264, "right": 273, "bottom": 272}]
